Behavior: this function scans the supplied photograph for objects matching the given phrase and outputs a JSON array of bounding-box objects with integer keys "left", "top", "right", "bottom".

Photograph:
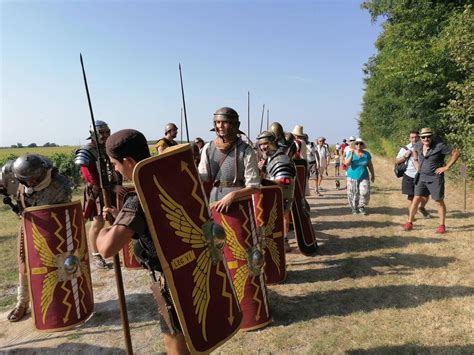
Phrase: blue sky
[{"left": 1, "top": 0, "right": 381, "bottom": 147}]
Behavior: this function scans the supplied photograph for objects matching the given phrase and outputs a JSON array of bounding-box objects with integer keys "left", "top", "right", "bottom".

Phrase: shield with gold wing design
[
  {"left": 133, "top": 144, "right": 242, "bottom": 354},
  {"left": 211, "top": 197, "right": 272, "bottom": 331},
  {"left": 116, "top": 186, "right": 142, "bottom": 269},
  {"left": 252, "top": 186, "right": 286, "bottom": 284},
  {"left": 22, "top": 200, "right": 94, "bottom": 331},
  {"left": 291, "top": 159, "right": 318, "bottom": 255}
]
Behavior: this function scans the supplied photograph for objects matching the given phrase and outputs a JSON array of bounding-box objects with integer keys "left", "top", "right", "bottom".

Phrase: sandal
[{"left": 7, "top": 304, "right": 28, "bottom": 322}]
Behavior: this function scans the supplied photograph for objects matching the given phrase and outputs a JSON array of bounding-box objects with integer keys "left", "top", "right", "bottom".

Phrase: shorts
[
  {"left": 415, "top": 177, "right": 445, "bottom": 201},
  {"left": 401, "top": 174, "right": 415, "bottom": 197},
  {"left": 335, "top": 163, "right": 340, "bottom": 168}
]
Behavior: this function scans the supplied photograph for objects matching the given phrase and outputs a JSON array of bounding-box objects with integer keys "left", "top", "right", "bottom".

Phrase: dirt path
[{"left": 1, "top": 156, "right": 473, "bottom": 354}]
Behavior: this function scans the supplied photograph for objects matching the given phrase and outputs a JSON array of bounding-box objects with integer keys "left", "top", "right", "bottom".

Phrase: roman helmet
[
  {"left": 88, "top": 120, "right": 110, "bottom": 142},
  {"left": 212, "top": 107, "right": 243, "bottom": 138},
  {"left": 165, "top": 123, "right": 178, "bottom": 135},
  {"left": 13, "top": 154, "right": 52, "bottom": 186},
  {"left": 270, "top": 122, "right": 284, "bottom": 140},
  {"left": 256, "top": 130, "right": 278, "bottom": 156}
]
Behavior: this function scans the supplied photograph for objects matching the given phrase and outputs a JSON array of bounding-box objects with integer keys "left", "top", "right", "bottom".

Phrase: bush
[{"left": 49, "top": 151, "right": 82, "bottom": 186}]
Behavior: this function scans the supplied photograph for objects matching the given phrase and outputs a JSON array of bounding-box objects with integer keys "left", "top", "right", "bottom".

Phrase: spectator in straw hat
[
  {"left": 291, "top": 125, "right": 307, "bottom": 161},
  {"left": 403, "top": 127, "right": 460, "bottom": 234}
]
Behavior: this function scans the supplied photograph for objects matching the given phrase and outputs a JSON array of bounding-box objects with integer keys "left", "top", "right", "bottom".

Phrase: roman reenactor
[
  {"left": 154, "top": 123, "right": 178, "bottom": 154},
  {"left": 6, "top": 154, "right": 72, "bottom": 322},
  {"left": 98, "top": 129, "right": 241, "bottom": 353},
  {"left": 74, "top": 120, "right": 119, "bottom": 269},
  {"left": 199, "top": 107, "right": 272, "bottom": 330}
]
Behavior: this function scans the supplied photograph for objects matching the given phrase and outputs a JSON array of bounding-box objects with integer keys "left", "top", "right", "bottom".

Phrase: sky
[{"left": 0, "top": 0, "right": 382, "bottom": 147}]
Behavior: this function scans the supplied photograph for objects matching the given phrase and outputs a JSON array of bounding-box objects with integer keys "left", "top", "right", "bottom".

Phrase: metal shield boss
[
  {"left": 211, "top": 197, "right": 272, "bottom": 331},
  {"left": 291, "top": 159, "right": 318, "bottom": 255},
  {"left": 22, "top": 201, "right": 94, "bottom": 331},
  {"left": 252, "top": 185, "right": 286, "bottom": 284},
  {"left": 133, "top": 144, "right": 242, "bottom": 354},
  {"left": 116, "top": 186, "right": 142, "bottom": 269}
]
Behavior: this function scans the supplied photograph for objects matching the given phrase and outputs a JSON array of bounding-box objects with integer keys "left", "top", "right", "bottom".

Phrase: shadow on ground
[
  {"left": 268, "top": 284, "right": 474, "bottom": 325},
  {"left": 313, "top": 231, "right": 445, "bottom": 256},
  {"left": 316, "top": 220, "right": 400, "bottom": 230},
  {"left": 346, "top": 344, "right": 474, "bottom": 354},
  {"left": 1, "top": 342, "right": 125, "bottom": 354},
  {"left": 83, "top": 292, "right": 157, "bottom": 328},
  {"left": 285, "top": 253, "right": 456, "bottom": 283},
  {"left": 310, "top": 206, "right": 408, "bottom": 218}
]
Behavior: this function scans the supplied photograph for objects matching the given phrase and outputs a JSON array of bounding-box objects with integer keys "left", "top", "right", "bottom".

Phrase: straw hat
[
  {"left": 349, "top": 136, "right": 356, "bottom": 141},
  {"left": 355, "top": 137, "right": 365, "bottom": 147},
  {"left": 291, "top": 125, "right": 304, "bottom": 137},
  {"left": 419, "top": 127, "right": 433, "bottom": 137}
]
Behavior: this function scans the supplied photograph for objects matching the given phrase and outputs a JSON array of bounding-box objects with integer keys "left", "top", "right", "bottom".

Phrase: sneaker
[
  {"left": 403, "top": 222, "right": 413, "bottom": 231},
  {"left": 359, "top": 207, "right": 368, "bottom": 215},
  {"left": 351, "top": 208, "right": 359, "bottom": 215},
  {"left": 436, "top": 225, "right": 446, "bottom": 234},
  {"left": 319, "top": 187, "right": 325, "bottom": 191},
  {"left": 419, "top": 207, "right": 432, "bottom": 219},
  {"left": 93, "top": 254, "right": 113, "bottom": 269}
]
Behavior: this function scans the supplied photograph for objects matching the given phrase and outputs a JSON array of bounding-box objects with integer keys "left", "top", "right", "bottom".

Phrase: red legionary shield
[
  {"left": 253, "top": 186, "right": 286, "bottom": 284},
  {"left": 116, "top": 186, "right": 142, "bottom": 269},
  {"left": 133, "top": 144, "right": 242, "bottom": 354},
  {"left": 211, "top": 197, "right": 272, "bottom": 331},
  {"left": 292, "top": 160, "right": 318, "bottom": 255},
  {"left": 22, "top": 201, "right": 94, "bottom": 331}
]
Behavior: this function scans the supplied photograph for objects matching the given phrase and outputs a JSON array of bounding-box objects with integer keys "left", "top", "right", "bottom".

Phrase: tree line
[{"left": 360, "top": 1, "right": 473, "bottom": 176}]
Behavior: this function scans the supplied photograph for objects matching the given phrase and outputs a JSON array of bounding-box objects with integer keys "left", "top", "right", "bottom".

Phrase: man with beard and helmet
[
  {"left": 155, "top": 123, "right": 178, "bottom": 154},
  {"left": 6, "top": 154, "right": 72, "bottom": 322},
  {"left": 256, "top": 131, "right": 296, "bottom": 251},
  {"left": 198, "top": 107, "right": 260, "bottom": 211},
  {"left": 75, "top": 120, "right": 118, "bottom": 269}
]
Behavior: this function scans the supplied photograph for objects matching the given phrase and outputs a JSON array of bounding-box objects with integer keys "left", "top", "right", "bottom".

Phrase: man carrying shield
[
  {"left": 6, "top": 155, "right": 72, "bottom": 322},
  {"left": 198, "top": 107, "right": 260, "bottom": 210},
  {"left": 256, "top": 130, "right": 296, "bottom": 251},
  {"left": 75, "top": 120, "right": 119, "bottom": 269},
  {"left": 97, "top": 129, "right": 189, "bottom": 354}
]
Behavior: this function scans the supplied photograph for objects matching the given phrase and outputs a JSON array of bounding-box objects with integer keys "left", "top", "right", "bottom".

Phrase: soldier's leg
[
  {"left": 89, "top": 216, "right": 112, "bottom": 269},
  {"left": 7, "top": 273, "right": 29, "bottom": 322},
  {"left": 163, "top": 334, "right": 190, "bottom": 355}
]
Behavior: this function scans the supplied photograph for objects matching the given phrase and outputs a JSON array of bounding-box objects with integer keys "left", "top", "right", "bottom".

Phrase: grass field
[{"left": 0, "top": 154, "right": 472, "bottom": 353}]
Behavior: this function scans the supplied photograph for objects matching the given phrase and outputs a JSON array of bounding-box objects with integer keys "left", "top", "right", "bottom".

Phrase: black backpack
[{"left": 394, "top": 146, "right": 409, "bottom": 178}]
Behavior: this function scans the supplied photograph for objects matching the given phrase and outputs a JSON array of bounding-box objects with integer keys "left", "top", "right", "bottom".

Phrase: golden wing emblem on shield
[
  {"left": 31, "top": 220, "right": 59, "bottom": 323},
  {"left": 220, "top": 216, "right": 248, "bottom": 302},
  {"left": 154, "top": 176, "right": 214, "bottom": 341},
  {"left": 262, "top": 198, "right": 281, "bottom": 271}
]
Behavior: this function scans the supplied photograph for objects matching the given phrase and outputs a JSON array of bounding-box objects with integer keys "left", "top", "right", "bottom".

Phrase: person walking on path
[
  {"left": 345, "top": 138, "right": 375, "bottom": 215},
  {"left": 403, "top": 127, "right": 460, "bottom": 234},
  {"left": 396, "top": 130, "right": 431, "bottom": 218},
  {"left": 316, "top": 137, "right": 330, "bottom": 191}
]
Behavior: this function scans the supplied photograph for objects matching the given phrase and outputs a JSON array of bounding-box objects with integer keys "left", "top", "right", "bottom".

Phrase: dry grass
[{"left": 0, "top": 155, "right": 473, "bottom": 354}]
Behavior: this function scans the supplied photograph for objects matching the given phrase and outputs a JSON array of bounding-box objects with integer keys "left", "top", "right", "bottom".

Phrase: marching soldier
[
  {"left": 75, "top": 120, "right": 118, "bottom": 269},
  {"left": 6, "top": 154, "right": 72, "bottom": 322},
  {"left": 97, "top": 129, "right": 189, "bottom": 354},
  {"left": 198, "top": 107, "right": 260, "bottom": 209},
  {"left": 256, "top": 131, "right": 296, "bottom": 251},
  {"left": 199, "top": 108, "right": 272, "bottom": 331},
  {"left": 155, "top": 123, "right": 178, "bottom": 154}
]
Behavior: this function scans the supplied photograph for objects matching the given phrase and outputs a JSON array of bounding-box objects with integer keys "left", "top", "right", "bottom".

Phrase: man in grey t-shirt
[{"left": 403, "top": 127, "right": 460, "bottom": 234}]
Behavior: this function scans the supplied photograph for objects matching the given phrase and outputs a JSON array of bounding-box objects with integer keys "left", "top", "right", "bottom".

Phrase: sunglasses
[
  {"left": 355, "top": 142, "right": 363, "bottom": 145},
  {"left": 421, "top": 136, "right": 432, "bottom": 140}
]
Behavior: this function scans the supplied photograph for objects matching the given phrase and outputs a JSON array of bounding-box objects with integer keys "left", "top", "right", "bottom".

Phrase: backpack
[{"left": 394, "top": 146, "right": 409, "bottom": 178}]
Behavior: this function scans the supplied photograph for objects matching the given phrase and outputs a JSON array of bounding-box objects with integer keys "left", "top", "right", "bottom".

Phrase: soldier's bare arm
[{"left": 97, "top": 225, "right": 134, "bottom": 258}]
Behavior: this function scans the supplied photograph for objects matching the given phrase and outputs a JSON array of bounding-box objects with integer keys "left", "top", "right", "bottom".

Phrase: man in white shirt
[
  {"left": 395, "top": 130, "right": 430, "bottom": 218},
  {"left": 316, "top": 137, "right": 330, "bottom": 191}
]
